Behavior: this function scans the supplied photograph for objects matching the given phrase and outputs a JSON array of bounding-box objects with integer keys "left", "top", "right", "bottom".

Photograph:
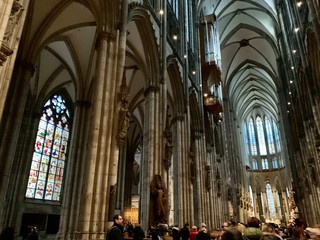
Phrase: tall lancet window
[
  {"left": 273, "top": 120, "right": 281, "bottom": 151},
  {"left": 25, "top": 95, "right": 71, "bottom": 201},
  {"left": 185, "top": 0, "right": 194, "bottom": 50},
  {"left": 257, "top": 116, "right": 267, "bottom": 155},
  {"left": 265, "top": 117, "right": 275, "bottom": 154},
  {"left": 168, "top": 0, "right": 179, "bottom": 19},
  {"left": 266, "top": 183, "right": 276, "bottom": 218},
  {"left": 248, "top": 118, "right": 257, "bottom": 155}
]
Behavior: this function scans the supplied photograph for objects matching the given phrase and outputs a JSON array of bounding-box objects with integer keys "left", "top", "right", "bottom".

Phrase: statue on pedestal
[{"left": 149, "top": 175, "right": 167, "bottom": 226}]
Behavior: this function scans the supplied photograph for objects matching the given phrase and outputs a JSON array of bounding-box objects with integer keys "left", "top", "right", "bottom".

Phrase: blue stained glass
[
  {"left": 272, "top": 158, "right": 278, "bottom": 168},
  {"left": 257, "top": 116, "right": 267, "bottom": 155},
  {"left": 249, "top": 118, "right": 257, "bottom": 155},
  {"left": 262, "top": 158, "right": 269, "bottom": 169},
  {"left": 266, "top": 183, "right": 276, "bottom": 218},
  {"left": 265, "top": 117, "right": 275, "bottom": 154},
  {"left": 273, "top": 121, "right": 281, "bottom": 151}
]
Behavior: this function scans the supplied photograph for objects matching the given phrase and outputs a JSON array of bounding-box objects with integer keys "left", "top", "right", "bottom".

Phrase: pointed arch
[{"left": 25, "top": 93, "right": 73, "bottom": 201}]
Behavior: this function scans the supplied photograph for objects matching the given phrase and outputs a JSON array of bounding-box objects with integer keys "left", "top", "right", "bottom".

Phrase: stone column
[
  {"left": 193, "top": 131, "right": 204, "bottom": 226},
  {"left": 140, "top": 86, "right": 160, "bottom": 230},
  {"left": 172, "top": 116, "right": 182, "bottom": 225},
  {"left": 278, "top": 192, "right": 285, "bottom": 223},
  {"left": 307, "top": 0, "right": 320, "bottom": 50},
  {"left": 256, "top": 192, "right": 263, "bottom": 221},
  {"left": 0, "top": 60, "right": 34, "bottom": 228},
  {"left": 76, "top": 30, "right": 121, "bottom": 239},
  {"left": 57, "top": 100, "right": 91, "bottom": 239}
]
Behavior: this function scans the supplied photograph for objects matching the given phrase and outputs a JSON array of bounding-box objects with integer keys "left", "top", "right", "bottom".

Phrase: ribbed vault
[{"left": 198, "top": 0, "right": 281, "bottom": 122}]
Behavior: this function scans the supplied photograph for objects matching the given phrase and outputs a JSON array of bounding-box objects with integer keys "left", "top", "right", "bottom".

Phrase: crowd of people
[{"left": 106, "top": 215, "right": 320, "bottom": 240}]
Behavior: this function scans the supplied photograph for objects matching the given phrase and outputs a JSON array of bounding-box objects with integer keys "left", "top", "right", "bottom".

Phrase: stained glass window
[
  {"left": 266, "top": 183, "right": 276, "bottom": 218},
  {"left": 262, "top": 158, "right": 269, "bottom": 169},
  {"left": 185, "top": 0, "right": 194, "bottom": 50},
  {"left": 252, "top": 159, "right": 258, "bottom": 170},
  {"left": 249, "top": 118, "right": 257, "bottom": 155},
  {"left": 257, "top": 116, "right": 267, "bottom": 155},
  {"left": 272, "top": 157, "right": 278, "bottom": 169},
  {"left": 265, "top": 117, "right": 275, "bottom": 154},
  {"left": 25, "top": 95, "right": 71, "bottom": 201},
  {"left": 273, "top": 120, "right": 281, "bottom": 152},
  {"left": 168, "top": 0, "right": 179, "bottom": 19}
]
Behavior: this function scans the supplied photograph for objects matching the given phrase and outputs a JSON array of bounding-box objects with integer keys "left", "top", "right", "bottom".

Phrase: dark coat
[
  {"left": 107, "top": 223, "right": 124, "bottom": 240},
  {"left": 133, "top": 226, "right": 145, "bottom": 240}
]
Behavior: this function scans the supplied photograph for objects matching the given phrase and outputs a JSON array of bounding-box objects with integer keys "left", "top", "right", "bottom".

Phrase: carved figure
[
  {"left": 149, "top": 175, "right": 167, "bottom": 225},
  {"left": 4, "top": 1, "right": 23, "bottom": 44},
  {"left": 117, "top": 98, "right": 130, "bottom": 145}
]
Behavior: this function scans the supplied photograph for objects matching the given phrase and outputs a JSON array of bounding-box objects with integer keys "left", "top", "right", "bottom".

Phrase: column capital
[
  {"left": 95, "top": 31, "right": 117, "bottom": 49},
  {"left": 172, "top": 115, "right": 184, "bottom": 123},
  {"left": 144, "top": 86, "right": 159, "bottom": 96},
  {"left": 16, "top": 60, "right": 35, "bottom": 74},
  {"left": 191, "top": 129, "right": 203, "bottom": 139}
]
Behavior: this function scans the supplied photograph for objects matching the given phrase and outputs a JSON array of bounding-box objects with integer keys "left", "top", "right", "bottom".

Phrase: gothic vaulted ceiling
[
  {"left": 198, "top": 0, "right": 281, "bottom": 122},
  {"left": 26, "top": 0, "right": 281, "bottom": 127}
]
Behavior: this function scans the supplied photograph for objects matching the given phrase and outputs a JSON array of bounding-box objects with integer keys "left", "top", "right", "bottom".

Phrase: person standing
[
  {"left": 243, "top": 217, "right": 263, "bottom": 240},
  {"left": 107, "top": 214, "right": 124, "bottom": 240},
  {"left": 180, "top": 223, "right": 190, "bottom": 240},
  {"left": 172, "top": 225, "right": 180, "bottom": 240},
  {"left": 190, "top": 226, "right": 198, "bottom": 240}
]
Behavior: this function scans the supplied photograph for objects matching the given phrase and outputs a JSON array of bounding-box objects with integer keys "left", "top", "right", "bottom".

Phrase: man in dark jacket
[
  {"left": 180, "top": 223, "right": 190, "bottom": 240},
  {"left": 107, "top": 214, "right": 124, "bottom": 240}
]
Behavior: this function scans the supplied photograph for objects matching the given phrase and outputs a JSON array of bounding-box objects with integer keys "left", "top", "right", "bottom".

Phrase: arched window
[
  {"left": 252, "top": 159, "right": 258, "bottom": 170},
  {"left": 272, "top": 158, "right": 278, "bottom": 169},
  {"left": 249, "top": 118, "right": 257, "bottom": 155},
  {"left": 256, "top": 116, "right": 267, "bottom": 155},
  {"left": 25, "top": 95, "right": 71, "bottom": 201},
  {"left": 266, "top": 183, "right": 276, "bottom": 218},
  {"left": 262, "top": 158, "right": 269, "bottom": 169},
  {"left": 273, "top": 120, "right": 281, "bottom": 151},
  {"left": 265, "top": 117, "right": 275, "bottom": 154}
]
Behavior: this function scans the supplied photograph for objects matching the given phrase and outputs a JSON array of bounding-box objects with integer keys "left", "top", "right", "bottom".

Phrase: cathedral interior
[{"left": 0, "top": 0, "right": 320, "bottom": 239}]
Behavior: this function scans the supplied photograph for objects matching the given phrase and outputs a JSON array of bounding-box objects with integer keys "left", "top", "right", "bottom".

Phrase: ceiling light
[
  {"left": 290, "top": 80, "right": 293, "bottom": 84},
  {"left": 297, "top": 1, "right": 302, "bottom": 7},
  {"left": 294, "top": 28, "right": 300, "bottom": 32},
  {"left": 173, "top": 35, "right": 178, "bottom": 40},
  {"left": 159, "top": 9, "right": 164, "bottom": 15},
  {"left": 184, "top": 54, "right": 187, "bottom": 58},
  {"left": 192, "top": 71, "right": 196, "bottom": 75},
  {"left": 289, "top": 91, "right": 292, "bottom": 95},
  {"left": 204, "top": 93, "right": 208, "bottom": 97},
  {"left": 292, "top": 49, "right": 297, "bottom": 54},
  {"left": 199, "top": 84, "right": 202, "bottom": 87},
  {"left": 288, "top": 102, "right": 291, "bottom": 105},
  {"left": 291, "top": 66, "right": 295, "bottom": 70}
]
